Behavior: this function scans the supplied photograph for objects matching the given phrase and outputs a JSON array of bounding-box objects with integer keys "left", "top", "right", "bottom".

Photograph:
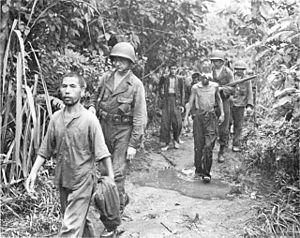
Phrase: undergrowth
[
  {"left": 242, "top": 114, "right": 300, "bottom": 237},
  {"left": 0, "top": 169, "right": 60, "bottom": 237}
]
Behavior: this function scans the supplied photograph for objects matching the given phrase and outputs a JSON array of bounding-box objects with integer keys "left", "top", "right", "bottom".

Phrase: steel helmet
[
  {"left": 210, "top": 50, "right": 225, "bottom": 61},
  {"left": 233, "top": 60, "right": 247, "bottom": 70},
  {"left": 110, "top": 42, "right": 136, "bottom": 63}
]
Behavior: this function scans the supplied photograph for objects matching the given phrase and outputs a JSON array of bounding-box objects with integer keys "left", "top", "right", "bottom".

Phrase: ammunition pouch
[{"left": 99, "top": 109, "right": 133, "bottom": 125}]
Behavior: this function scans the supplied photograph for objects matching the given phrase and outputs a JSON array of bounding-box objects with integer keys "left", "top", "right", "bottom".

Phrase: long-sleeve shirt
[
  {"left": 90, "top": 70, "right": 147, "bottom": 149},
  {"left": 38, "top": 105, "right": 111, "bottom": 190},
  {"left": 231, "top": 74, "right": 254, "bottom": 107},
  {"left": 212, "top": 66, "right": 234, "bottom": 99}
]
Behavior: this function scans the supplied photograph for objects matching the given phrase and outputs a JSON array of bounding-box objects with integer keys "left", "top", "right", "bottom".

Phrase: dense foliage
[
  {"left": 219, "top": 0, "right": 300, "bottom": 236},
  {"left": 0, "top": 0, "right": 299, "bottom": 237}
]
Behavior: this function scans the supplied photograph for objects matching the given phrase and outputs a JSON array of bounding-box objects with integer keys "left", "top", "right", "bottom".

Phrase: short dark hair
[
  {"left": 61, "top": 72, "right": 86, "bottom": 88},
  {"left": 192, "top": 72, "right": 200, "bottom": 78}
]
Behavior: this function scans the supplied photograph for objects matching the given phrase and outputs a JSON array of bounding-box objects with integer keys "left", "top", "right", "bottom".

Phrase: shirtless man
[{"left": 183, "top": 74, "right": 224, "bottom": 183}]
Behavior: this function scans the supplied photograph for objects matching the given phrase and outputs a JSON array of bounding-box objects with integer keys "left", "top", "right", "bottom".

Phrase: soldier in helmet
[
  {"left": 210, "top": 50, "right": 235, "bottom": 163},
  {"left": 158, "top": 63, "right": 185, "bottom": 151},
  {"left": 231, "top": 60, "right": 254, "bottom": 152},
  {"left": 89, "top": 42, "right": 147, "bottom": 235}
]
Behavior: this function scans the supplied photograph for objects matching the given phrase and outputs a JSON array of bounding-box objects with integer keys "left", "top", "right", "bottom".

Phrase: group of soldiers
[
  {"left": 158, "top": 50, "right": 254, "bottom": 183},
  {"left": 25, "top": 42, "right": 254, "bottom": 237}
]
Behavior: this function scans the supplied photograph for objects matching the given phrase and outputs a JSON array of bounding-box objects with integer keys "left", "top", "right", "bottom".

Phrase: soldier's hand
[
  {"left": 88, "top": 106, "right": 96, "bottom": 114},
  {"left": 126, "top": 146, "right": 136, "bottom": 161},
  {"left": 218, "top": 113, "right": 224, "bottom": 125},
  {"left": 220, "top": 86, "right": 234, "bottom": 97},
  {"left": 52, "top": 97, "right": 64, "bottom": 109}
]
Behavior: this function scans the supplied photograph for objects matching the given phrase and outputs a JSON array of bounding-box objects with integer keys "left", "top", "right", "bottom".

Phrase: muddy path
[{"left": 103, "top": 132, "right": 258, "bottom": 237}]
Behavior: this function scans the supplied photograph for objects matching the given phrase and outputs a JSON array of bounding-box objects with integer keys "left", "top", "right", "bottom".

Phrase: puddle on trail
[{"left": 130, "top": 168, "right": 231, "bottom": 200}]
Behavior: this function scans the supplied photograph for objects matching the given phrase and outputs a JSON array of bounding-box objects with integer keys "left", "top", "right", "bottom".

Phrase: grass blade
[{"left": 12, "top": 53, "right": 23, "bottom": 182}]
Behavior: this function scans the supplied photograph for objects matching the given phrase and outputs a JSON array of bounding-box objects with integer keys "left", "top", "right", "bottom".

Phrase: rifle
[
  {"left": 225, "top": 75, "right": 258, "bottom": 87},
  {"left": 219, "top": 75, "right": 258, "bottom": 99}
]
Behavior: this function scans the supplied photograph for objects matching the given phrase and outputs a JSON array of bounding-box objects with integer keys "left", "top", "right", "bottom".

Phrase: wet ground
[
  {"left": 90, "top": 132, "right": 257, "bottom": 237},
  {"left": 131, "top": 168, "right": 230, "bottom": 200}
]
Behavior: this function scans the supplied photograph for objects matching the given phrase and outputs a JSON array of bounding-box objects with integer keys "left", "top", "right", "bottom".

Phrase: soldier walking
[
  {"left": 231, "top": 60, "right": 254, "bottom": 152},
  {"left": 89, "top": 42, "right": 147, "bottom": 231},
  {"left": 210, "top": 50, "right": 234, "bottom": 163}
]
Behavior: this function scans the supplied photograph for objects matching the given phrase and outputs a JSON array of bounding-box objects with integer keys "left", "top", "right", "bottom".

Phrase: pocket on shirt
[{"left": 117, "top": 96, "right": 133, "bottom": 114}]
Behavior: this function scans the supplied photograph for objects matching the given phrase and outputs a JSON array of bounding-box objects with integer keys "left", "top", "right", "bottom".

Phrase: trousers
[
  {"left": 160, "top": 95, "right": 182, "bottom": 144},
  {"left": 193, "top": 111, "right": 217, "bottom": 177},
  {"left": 100, "top": 119, "right": 131, "bottom": 211},
  {"left": 58, "top": 176, "right": 96, "bottom": 237},
  {"left": 216, "top": 98, "right": 231, "bottom": 147},
  {"left": 231, "top": 106, "right": 245, "bottom": 147}
]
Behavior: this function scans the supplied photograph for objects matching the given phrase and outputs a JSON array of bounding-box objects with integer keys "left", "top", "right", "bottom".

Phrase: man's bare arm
[
  {"left": 184, "top": 88, "right": 196, "bottom": 122},
  {"left": 215, "top": 86, "right": 224, "bottom": 124},
  {"left": 100, "top": 156, "right": 114, "bottom": 180},
  {"left": 25, "top": 155, "right": 46, "bottom": 193}
]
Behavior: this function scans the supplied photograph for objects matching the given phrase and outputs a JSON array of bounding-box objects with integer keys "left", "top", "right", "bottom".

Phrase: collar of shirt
[
  {"left": 105, "top": 70, "right": 133, "bottom": 93},
  {"left": 61, "top": 104, "right": 84, "bottom": 127}
]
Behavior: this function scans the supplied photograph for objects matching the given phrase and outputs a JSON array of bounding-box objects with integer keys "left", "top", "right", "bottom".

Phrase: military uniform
[
  {"left": 212, "top": 66, "right": 234, "bottom": 149},
  {"left": 231, "top": 73, "right": 253, "bottom": 148},
  {"left": 91, "top": 70, "right": 147, "bottom": 211}
]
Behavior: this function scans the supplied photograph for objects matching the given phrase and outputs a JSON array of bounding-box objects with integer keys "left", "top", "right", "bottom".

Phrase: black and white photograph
[{"left": 0, "top": 0, "right": 299, "bottom": 237}]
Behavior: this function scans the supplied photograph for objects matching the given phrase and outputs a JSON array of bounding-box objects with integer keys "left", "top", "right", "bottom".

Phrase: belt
[
  {"left": 195, "top": 109, "right": 216, "bottom": 117},
  {"left": 99, "top": 110, "right": 133, "bottom": 125}
]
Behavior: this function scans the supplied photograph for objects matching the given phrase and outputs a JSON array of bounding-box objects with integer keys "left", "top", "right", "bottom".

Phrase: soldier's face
[
  {"left": 201, "top": 61, "right": 211, "bottom": 73},
  {"left": 113, "top": 56, "right": 131, "bottom": 73},
  {"left": 60, "top": 76, "right": 83, "bottom": 106},
  {"left": 235, "top": 68, "right": 245, "bottom": 76},
  {"left": 212, "top": 60, "right": 224, "bottom": 69}
]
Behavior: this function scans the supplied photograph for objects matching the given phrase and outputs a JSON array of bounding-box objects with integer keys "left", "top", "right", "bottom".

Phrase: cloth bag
[{"left": 92, "top": 176, "right": 121, "bottom": 231}]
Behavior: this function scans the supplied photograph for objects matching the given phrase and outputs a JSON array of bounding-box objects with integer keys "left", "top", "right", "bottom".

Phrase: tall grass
[{"left": 1, "top": 28, "right": 52, "bottom": 187}]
